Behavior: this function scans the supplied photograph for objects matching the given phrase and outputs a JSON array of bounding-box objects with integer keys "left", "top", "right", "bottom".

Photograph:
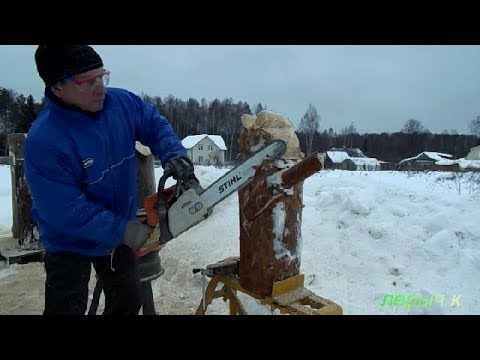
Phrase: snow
[
  {"left": 182, "top": 134, "right": 227, "bottom": 150},
  {"left": 350, "top": 157, "right": 381, "bottom": 169},
  {"left": 1, "top": 164, "right": 480, "bottom": 315},
  {"left": 272, "top": 202, "right": 292, "bottom": 261},
  {"left": 436, "top": 159, "right": 456, "bottom": 166},
  {"left": 456, "top": 158, "right": 480, "bottom": 170}
]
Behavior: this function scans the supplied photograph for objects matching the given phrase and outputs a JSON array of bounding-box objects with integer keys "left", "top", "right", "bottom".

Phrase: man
[{"left": 24, "top": 45, "right": 196, "bottom": 315}]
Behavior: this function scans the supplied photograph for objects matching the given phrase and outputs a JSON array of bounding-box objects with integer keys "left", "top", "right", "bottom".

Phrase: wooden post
[
  {"left": 8, "top": 133, "right": 41, "bottom": 250},
  {"left": 135, "top": 142, "right": 156, "bottom": 207},
  {"left": 135, "top": 142, "right": 162, "bottom": 315},
  {"left": 237, "top": 112, "right": 323, "bottom": 298}
]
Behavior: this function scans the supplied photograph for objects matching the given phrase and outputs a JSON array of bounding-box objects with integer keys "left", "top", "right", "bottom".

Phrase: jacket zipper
[{"left": 96, "top": 119, "right": 118, "bottom": 266}]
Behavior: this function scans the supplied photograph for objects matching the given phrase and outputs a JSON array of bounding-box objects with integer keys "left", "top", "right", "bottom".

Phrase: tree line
[
  {"left": 297, "top": 104, "right": 479, "bottom": 163},
  {"left": 1, "top": 86, "right": 479, "bottom": 164},
  {"left": 0, "top": 87, "right": 44, "bottom": 156}
]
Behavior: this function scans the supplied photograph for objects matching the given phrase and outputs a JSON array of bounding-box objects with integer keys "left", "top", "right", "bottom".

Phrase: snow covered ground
[{"left": 1, "top": 164, "right": 479, "bottom": 315}]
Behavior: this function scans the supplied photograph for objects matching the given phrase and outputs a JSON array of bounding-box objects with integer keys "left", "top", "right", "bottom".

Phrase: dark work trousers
[{"left": 43, "top": 244, "right": 142, "bottom": 315}]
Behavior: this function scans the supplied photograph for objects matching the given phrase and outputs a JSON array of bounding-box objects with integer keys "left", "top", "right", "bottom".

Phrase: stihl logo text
[{"left": 219, "top": 175, "right": 242, "bottom": 194}]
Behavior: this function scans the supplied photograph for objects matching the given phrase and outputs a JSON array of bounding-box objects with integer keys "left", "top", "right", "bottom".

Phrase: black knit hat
[{"left": 35, "top": 45, "right": 104, "bottom": 87}]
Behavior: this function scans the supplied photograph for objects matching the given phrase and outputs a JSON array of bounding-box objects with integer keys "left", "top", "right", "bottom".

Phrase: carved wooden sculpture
[{"left": 237, "top": 111, "right": 325, "bottom": 297}]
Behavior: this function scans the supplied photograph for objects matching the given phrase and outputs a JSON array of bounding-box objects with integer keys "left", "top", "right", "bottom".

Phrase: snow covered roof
[
  {"left": 182, "top": 134, "right": 227, "bottom": 150},
  {"left": 326, "top": 150, "right": 380, "bottom": 166},
  {"left": 350, "top": 157, "right": 381, "bottom": 166},
  {"left": 330, "top": 147, "right": 366, "bottom": 158},
  {"left": 326, "top": 151, "right": 351, "bottom": 163},
  {"left": 399, "top": 151, "right": 453, "bottom": 164},
  {"left": 422, "top": 152, "right": 453, "bottom": 161}
]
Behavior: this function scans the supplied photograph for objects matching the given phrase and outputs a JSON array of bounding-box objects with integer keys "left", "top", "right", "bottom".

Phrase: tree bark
[
  {"left": 135, "top": 146, "right": 162, "bottom": 315},
  {"left": 8, "top": 133, "right": 41, "bottom": 249},
  {"left": 238, "top": 168, "right": 303, "bottom": 298},
  {"left": 236, "top": 130, "right": 301, "bottom": 298}
]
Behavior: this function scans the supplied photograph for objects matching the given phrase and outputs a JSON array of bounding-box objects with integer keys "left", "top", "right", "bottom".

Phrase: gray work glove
[{"left": 123, "top": 219, "right": 154, "bottom": 250}]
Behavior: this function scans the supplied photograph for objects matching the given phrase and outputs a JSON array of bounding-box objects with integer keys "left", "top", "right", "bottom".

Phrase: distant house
[
  {"left": 465, "top": 145, "right": 480, "bottom": 160},
  {"left": 397, "top": 151, "right": 462, "bottom": 171},
  {"left": 393, "top": 149, "right": 480, "bottom": 172},
  {"left": 398, "top": 152, "right": 454, "bottom": 166},
  {"left": 325, "top": 148, "right": 381, "bottom": 171},
  {"left": 330, "top": 147, "right": 366, "bottom": 158},
  {"left": 182, "top": 134, "right": 227, "bottom": 165}
]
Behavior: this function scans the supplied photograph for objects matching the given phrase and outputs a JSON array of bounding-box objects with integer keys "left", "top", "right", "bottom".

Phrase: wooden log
[
  {"left": 135, "top": 142, "right": 156, "bottom": 207},
  {"left": 238, "top": 162, "right": 303, "bottom": 297},
  {"left": 135, "top": 143, "right": 162, "bottom": 315},
  {"left": 8, "top": 133, "right": 41, "bottom": 249},
  {"left": 237, "top": 115, "right": 323, "bottom": 298},
  {"left": 281, "top": 152, "right": 325, "bottom": 188}
]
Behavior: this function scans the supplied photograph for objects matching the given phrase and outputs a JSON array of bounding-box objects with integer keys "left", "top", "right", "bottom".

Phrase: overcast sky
[{"left": 1, "top": 45, "right": 479, "bottom": 134}]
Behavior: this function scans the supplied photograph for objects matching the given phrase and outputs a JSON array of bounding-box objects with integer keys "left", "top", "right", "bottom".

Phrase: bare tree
[
  {"left": 340, "top": 122, "right": 357, "bottom": 135},
  {"left": 299, "top": 104, "right": 320, "bottom": 155},
  {"left": 402, "top": 118, "right": 426, "bottom": 134},
  {"left": 443, "top": 129, "right": 459, "bottom": 135},
  {"left": 254, "top": 103, "right": 267, "bottom": 115},
  {"left": 469, "top": 115, "right": 480, "bottom": 136}
]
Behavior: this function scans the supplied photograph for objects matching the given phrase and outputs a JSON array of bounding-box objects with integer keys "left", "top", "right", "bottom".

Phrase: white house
[
  {"left": 182, "top": 134, "right": 227, "bottom": 165},
  {"left": 326, "top": 148, "right": 381, "bottom": 171}
]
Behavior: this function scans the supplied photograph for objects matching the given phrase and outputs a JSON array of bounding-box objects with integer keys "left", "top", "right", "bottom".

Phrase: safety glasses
[{"left": 66, "top": 70, "right": 111, "bottom": 90}]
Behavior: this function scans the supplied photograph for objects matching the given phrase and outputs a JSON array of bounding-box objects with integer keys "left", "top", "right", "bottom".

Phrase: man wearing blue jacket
[{"left": 24, "top": 45, "right": 195, "bottom": 315}]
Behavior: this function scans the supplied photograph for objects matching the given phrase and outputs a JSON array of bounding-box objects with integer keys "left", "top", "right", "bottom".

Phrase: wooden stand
[
  {"left": 0, "top": 245, "right": 44, "bottom": 267},
  {"left": 195, "top": 258, "right": 342, "bottom": 315}
]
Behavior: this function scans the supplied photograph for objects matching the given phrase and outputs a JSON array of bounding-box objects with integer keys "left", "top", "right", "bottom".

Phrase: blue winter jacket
[{"left": 24, "top": 87, "right": 187, "bottom": 257}]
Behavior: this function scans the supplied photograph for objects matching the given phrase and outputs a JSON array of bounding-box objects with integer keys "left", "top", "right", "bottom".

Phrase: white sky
[
  {"left": 1, "top": 164, "right": 479, "bottom": 314},
  {"left": 1, "top": 45, "right": 480, "bottom": 134}
]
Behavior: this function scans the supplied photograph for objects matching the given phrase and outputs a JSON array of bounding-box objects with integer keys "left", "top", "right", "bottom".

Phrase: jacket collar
[{"left": 44, "top": 88, "right": 100, "bottom": 119}]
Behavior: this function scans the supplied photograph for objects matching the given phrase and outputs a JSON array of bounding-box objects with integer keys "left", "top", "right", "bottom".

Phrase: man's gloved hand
[
  {"left": 164, "top": 155, "right": 196, "bottom": 181},
  {"left": 123, "top": 219, "right": 154, "bottom": 250}
]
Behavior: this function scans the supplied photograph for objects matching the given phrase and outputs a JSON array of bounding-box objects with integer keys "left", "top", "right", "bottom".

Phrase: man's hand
[
  {"left": 123, "top": 219, "right": 154, "bottom": 250},
  {"left": 164, "top": 155, "right": 196, "bottom": 181}
]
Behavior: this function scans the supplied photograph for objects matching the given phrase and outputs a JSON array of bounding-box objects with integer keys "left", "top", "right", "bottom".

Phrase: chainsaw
[{"left": 136, "top": 139, "right": 287, "bottom": 257}]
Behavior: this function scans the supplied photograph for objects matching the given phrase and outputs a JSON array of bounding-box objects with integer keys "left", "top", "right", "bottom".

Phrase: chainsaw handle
[
  {"left": 157, "top": 171, "right": 172, "bottom": 202},
  {"left": 155, "top": 167, "right": 203, "bottom": 245},
  {"left": 157, "top": 172, "right": 174, "bottom": 245}
]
